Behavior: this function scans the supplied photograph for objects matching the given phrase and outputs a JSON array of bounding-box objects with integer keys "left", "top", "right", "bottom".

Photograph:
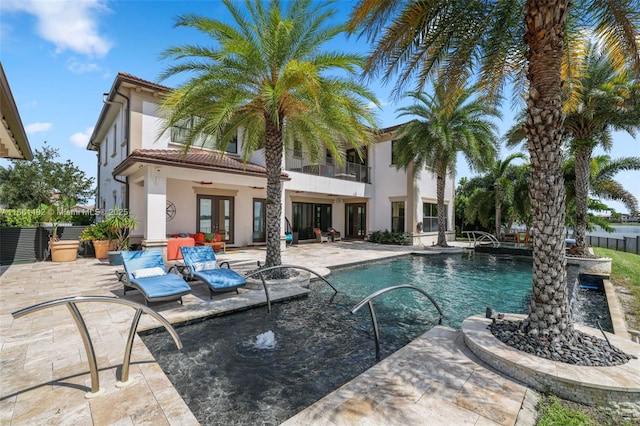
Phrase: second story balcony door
[{"left": 197, "top": 195, "right": 234, "bottom": 243}]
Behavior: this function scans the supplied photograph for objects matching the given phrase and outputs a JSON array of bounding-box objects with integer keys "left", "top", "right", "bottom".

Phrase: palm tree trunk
[
  {"left": 573, "top": 144, "right": 591, "bottom": 255},
  {"left": 264, "top": 119, "right": 283, "bottom": 269},
  {"left": 436, "top": 161, "right": 448, "bottom": 247},
  {"left": 521, "top": 0, "right": 574, "bottom": 342},
  {"left": 495, "top": 200, "right": 502, "bottom": 240}
]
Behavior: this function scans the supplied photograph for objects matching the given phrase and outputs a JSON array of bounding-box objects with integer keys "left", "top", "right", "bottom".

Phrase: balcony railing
[{"left": 284, "top": 149, "right": 371, "bottom": 183}]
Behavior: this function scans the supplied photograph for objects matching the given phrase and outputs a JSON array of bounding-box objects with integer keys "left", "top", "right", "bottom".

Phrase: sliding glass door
[{"left": 292, "top": 202, "right": 332, "bottom": 240}]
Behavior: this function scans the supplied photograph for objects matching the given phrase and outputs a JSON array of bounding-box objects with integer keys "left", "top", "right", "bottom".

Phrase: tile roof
[
  {"left": 120, "top": 148, "right": 289, "bottom": 179},
  {"left": 116, "top": 72, "right": 172, "bottom": 92}
]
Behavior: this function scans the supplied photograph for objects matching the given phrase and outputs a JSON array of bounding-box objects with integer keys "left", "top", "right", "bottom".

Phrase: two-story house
[{"left": 87, "top": 72, "right": 455, "bottom": 254}]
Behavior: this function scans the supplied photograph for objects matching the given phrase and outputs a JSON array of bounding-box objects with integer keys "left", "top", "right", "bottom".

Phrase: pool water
[
  {"left": 329, "top": 253, "right": 532, "bottom": 329},
  {"left": 141, "top": 253, "right": 606, "bottom": 425}
]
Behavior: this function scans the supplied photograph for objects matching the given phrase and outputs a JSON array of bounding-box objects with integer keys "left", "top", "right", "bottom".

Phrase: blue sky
[{"left": 1, "top": 0, "right": 638, "bottom": 213}]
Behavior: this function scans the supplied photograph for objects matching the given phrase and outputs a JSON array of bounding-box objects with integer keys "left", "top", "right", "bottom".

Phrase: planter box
[{"left": 567, "top": 255, "right": 612, "bottom": 276}]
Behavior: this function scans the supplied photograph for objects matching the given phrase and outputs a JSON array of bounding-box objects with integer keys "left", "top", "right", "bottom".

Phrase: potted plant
[
  {"left": 103, "top": 207, "right": 137, "bottom": 265},
  {"left": 43, "top": 203, "right": 81, "bottom": 262},
  {"left": 79, "top": 221, "right": 115, "bottom": 260}
]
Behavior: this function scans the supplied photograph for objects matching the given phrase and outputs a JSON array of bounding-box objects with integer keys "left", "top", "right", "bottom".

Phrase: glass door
[
  {"left": 197, "top": 195, "right": 234, "bottom": 243},
  {"left": 252, "top": 199, "right": 266, "bottom": 242},
  {"left": 346, "top": 203, "right": 366, "bottom": 239}
]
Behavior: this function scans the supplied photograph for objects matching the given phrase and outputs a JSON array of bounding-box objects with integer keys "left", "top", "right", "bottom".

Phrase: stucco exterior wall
[{"left": 90, "top": 73, "right": 457, "bottom": 249}]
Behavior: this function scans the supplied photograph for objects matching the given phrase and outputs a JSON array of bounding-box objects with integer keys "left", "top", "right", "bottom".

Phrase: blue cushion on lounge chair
[
  {"left": 180, "top": 246, "right": 246, "bottom": 298},
  {"left": 130, "top": 273, "right": 192, "bottom": 300},
  {"left": 120, "top": 250, "right": 191, "bottom": 304},
  {"left": 194, "top": 268, "right": 246, "bottom": 289}
]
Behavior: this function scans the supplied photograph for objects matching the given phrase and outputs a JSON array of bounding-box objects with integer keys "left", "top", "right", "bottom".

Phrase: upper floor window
[
  {"left": 227, "top": 136, "right": 238, "bottom": 154},
  {"left": 171, "top": 118, "right": 237, "bottom": 154},
  {"left": 171, "top": 122, "right": 190, "bottom": 144},
  {"left": 391, "top": 140, "right": 399, "bottom": 165},
  {"left": 112, "top": 124, "right": 117, "bottom": 156},
  {"left": 102, "top": 138, "right": 108, "bottom": 166},
  {"left": 293, "top": 139, "right": 302, "bottom": 158}
]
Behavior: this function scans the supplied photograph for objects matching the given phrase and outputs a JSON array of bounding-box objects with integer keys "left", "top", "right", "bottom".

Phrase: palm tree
[
  {"left": 564, "top": 43, "right": 640, "bottom": 255},
  {"left": 348, "top": 1, "right": 639, "bottom": 341},
  {"left": 565, "top": 155, "right": 640, "bottom": 234},
  {"left": 393, "top": 86, "right": 500, "bottom": 246},
  {"left": 159, "top": 0, "right": 377, "bottom": 269},
  {"left": 470, "top": 153, "right": 527, "bottom": 240}
]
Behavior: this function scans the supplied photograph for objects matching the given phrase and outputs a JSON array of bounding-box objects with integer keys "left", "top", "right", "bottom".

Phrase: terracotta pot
[
  {"left": 50, "top": 240, "right": 80, "bottom": 262},
  {"left": 92, "top": 240, "right": 113, "bottom": 260}
]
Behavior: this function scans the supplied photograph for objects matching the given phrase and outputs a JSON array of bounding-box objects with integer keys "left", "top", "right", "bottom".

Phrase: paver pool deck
[{"left": 0, "top": 241, "right": 636, "bottom": 425}]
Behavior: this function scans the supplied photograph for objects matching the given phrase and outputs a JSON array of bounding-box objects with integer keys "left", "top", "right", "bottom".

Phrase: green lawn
[{"left": 593, "top": 247, "right": 640, "bottom": 320}]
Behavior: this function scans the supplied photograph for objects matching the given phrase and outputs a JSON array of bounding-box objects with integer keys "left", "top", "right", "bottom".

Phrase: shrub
[
  {"left": 368, "top": 230, "right": 412, "bottom": 245},
  {"left": 0, "top": 208, "right": 45, "bottom": 227}
]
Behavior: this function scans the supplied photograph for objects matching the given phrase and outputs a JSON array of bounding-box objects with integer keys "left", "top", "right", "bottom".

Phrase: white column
[
  {"left": 280, "top": 183, "right": 287, "bottom": 250},
  {"left": 142, "top": 166, "right": 168, "bottom": 257}
]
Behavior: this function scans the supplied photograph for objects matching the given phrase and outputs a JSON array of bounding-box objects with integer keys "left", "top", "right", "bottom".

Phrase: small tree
[{"left": 0, "top": 143, "right": 94, "bottom": 209}]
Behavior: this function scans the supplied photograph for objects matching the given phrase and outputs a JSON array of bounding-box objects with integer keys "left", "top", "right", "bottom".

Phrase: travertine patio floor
[{"left": 2, "top": 240, "right": 632, "bottom": 425}]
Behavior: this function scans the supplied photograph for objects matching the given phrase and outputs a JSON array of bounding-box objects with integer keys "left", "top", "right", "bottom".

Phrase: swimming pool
[
  {"left": 141, "top": 253, "right": 607, "bottom": 425},
  {"left": 142, "top": 253, "right": 538, "bottom": 424}
]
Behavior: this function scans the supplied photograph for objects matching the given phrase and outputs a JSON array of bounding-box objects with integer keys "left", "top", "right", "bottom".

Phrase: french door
[
  {"left": 346, "top": 203, "right": 366, "bottom": 239},
  {"left": 197, "top": 195, "right": 234, "bottom": 243}
]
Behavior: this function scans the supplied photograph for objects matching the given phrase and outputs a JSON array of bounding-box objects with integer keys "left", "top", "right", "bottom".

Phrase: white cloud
[
  {"left": 4, "top": 0, "right": 112, "bottom": 57},
  {"left": 67, "top": 58, "right": 101, "bottom": 74},
  {"left": 367, "top": 99, "right": 389, "bottom": 110},
  {"left": 25, "top": 122, "right": 52, "bottom": 134},
  {"left": 70, "top": 127, "right": 94, "bottom": 147}
]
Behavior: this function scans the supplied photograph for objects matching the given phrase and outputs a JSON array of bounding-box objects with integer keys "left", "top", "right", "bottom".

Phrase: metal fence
[
  {"left": 0, "top": 226, "right": 91, "bottom": 265},
  {"left": 586, "top": 235, "right": 640, "bottom": 255}
]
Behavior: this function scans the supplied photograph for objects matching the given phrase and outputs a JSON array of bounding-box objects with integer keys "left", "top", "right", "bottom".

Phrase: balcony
[{"left": 284, "top": 150, "right": 371, "bottom": 184}]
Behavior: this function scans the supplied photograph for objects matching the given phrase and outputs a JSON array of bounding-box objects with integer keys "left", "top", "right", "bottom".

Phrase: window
[
  {"left": 103, "top": 138, "right": 108, "bottom": 166},
  {"left": 293, "top": 139, "right": 302, "bottom": 158},
  {"left": 171, "top": 122, "right": 190, "bottom": 144},
  {"left": 391, "top": 140, "right": 399, "bottom": 165},
  {"left": 391, "top": 202, "right": 405, "bottom": 233},
  {"left": 227, "top": 136, "right": 238, "bottom": 154},
  {"left": 112, "top": 124, "right": 117, "bottom": 156},
  {"left": 423, "top": 202, "right": 447, "bottom": 232},
  {"left": 171, "top": 117, "right": 237, "bottom": 154}
]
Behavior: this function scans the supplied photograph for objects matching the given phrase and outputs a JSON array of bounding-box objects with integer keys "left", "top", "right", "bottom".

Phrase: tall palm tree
[
  {"left": 349, "top": 0, "right": 639, "bottom": 341},
  {"left": 564, "top": 43, "right": 640, "bottom": 255},
  {"left": 159, "top": 0, "right": 377, "bottom": 269},
  {"left": 394, "top": 86, "right": 500, "bottom": 246}
]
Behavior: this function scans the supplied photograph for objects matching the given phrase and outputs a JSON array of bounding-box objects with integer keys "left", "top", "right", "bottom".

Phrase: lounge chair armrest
[
  {"left": 219, "top": 261, "right": 231, "bottom": 269},
  {"left": 167, "top": 265, "right": 180, "bottom": 275}
]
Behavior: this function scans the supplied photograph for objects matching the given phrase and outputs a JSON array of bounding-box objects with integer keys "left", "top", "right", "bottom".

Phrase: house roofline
[
  {"left": 0, "top": 62, "right": 32, "bottom": 160},
  {"left": 113, "top": 149, "right": 290, "bottom": 181},
  {"left": 87, "top": 72, "right": 172, "bottom": 151}
]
